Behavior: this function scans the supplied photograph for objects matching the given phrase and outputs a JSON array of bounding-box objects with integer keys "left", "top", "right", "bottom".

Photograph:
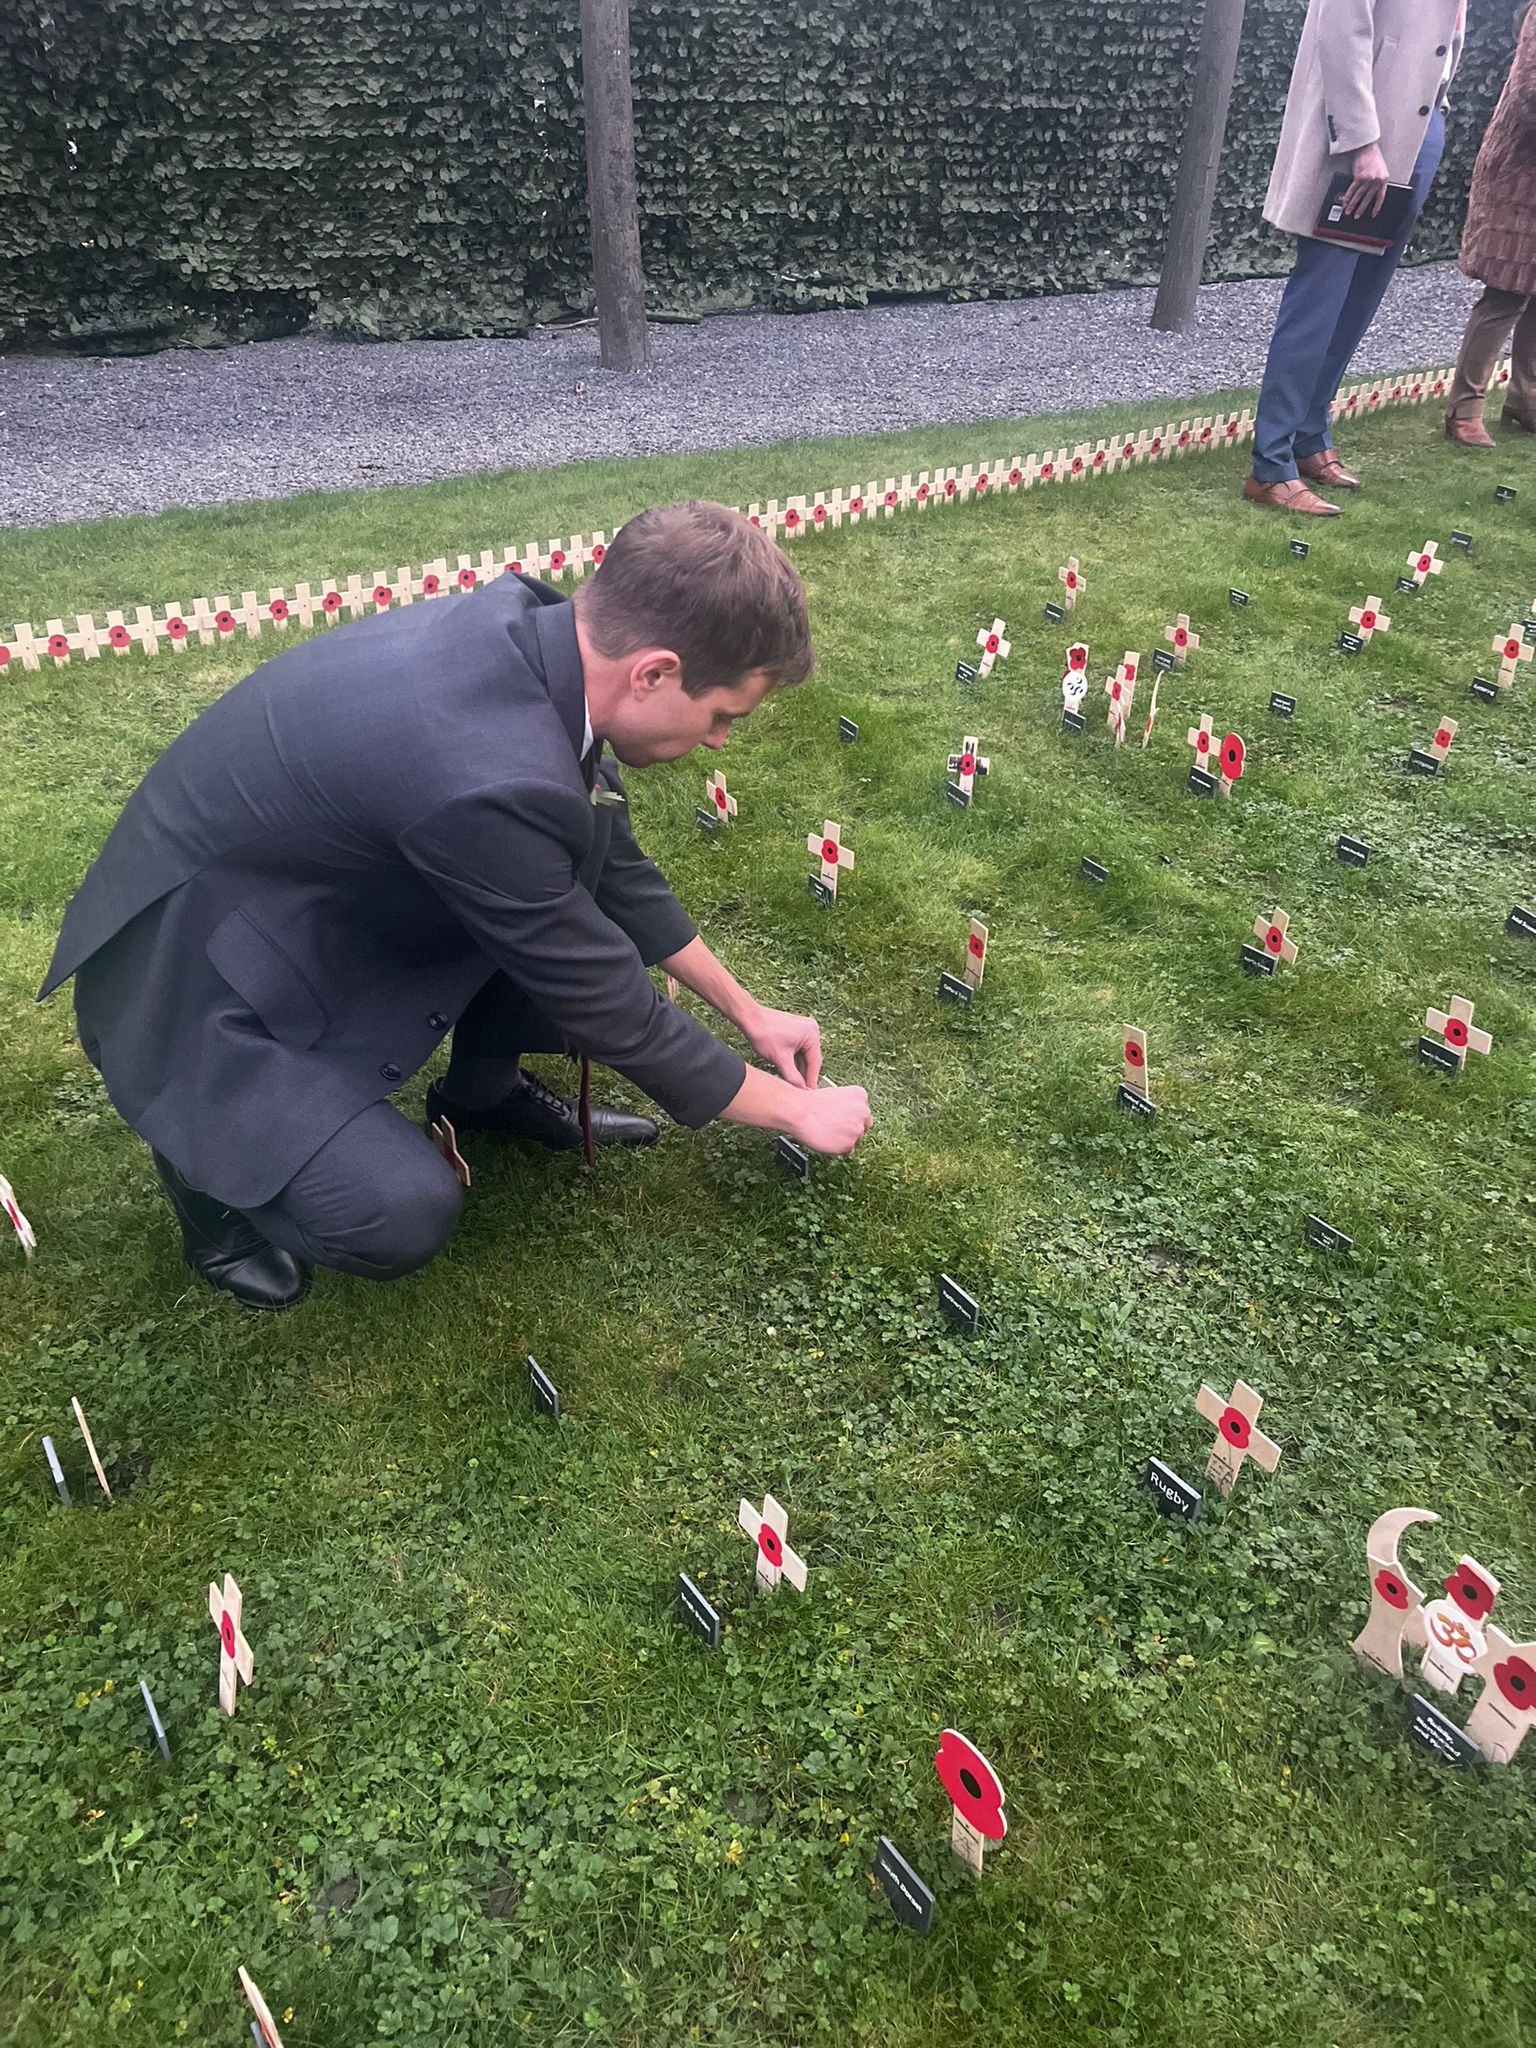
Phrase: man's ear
[{"left": 629, "top": 648, "right": 684, "bottom": 697}]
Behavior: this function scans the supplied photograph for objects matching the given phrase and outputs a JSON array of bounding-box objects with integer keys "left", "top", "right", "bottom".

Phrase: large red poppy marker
[
  {"left": 1058, "top": 556, "right": 1086, "bottom": 611},
  {"left": 737, "top": 1493, "right": 807, "bottom": 1595},
  {"left": 2, "top": 1173, "right": 37, "bottom": 1258},
  {"left": 1404, "top": 542, "right": 1444, "bottom": 590},
  {"left": 1467, "top": 1624, "right": 1536, "bottom": 1764},
  {"left": 208, "top": 1572, "right": 254, "bottom": 1716},
  {"left": 807, "top": 819, "right": 855, "bottom": 902},
  {"left": 974, "top": 617, "right": 1010, "bottom": 677},
  {"left": 1347, "top": 595, "right": 1391, "bottom": 644},
  {"left": 1163, "top": 613, "right": 1200, "bottom": 663},
  {"left": 702, "top": 768, "right": 737, "bottom": 827},
  {"left": 945, "top": 735, "right": 990, "bottom": 808},
  {"left": 1492, "top": 624, "right": 1533, "bottom": 688},
  {"left": 238, "top": 1965, "right": 286, "bottom": 2047},
  {"left": 1421, "top": 1555, "right": 1502, "bottom": 1698},
  {"left": 1421, "top": 994, "right": 1492, "bottom": 1073},
  {"left": 934, "top": 1728, "right": 1007, "bottom": 1876},
  {"left": 1194, "top": 1378, "right": 1282, "bottom": 1498},
  {"left": 1104, "top": 656, "right": 1138, "bottom": 746},
  {"left": 1352, "top": 1505, "right": 1439, "bottom": 1683},
  {"left": 1217, "top": 730, "right": 1245, "bottom": 798}
]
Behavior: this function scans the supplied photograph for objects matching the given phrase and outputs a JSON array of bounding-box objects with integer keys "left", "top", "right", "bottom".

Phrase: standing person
[
  {"left": 1446, "top": 2, "right": 1536, "bottom": 445},
  {"left": 1244, "top": 0, "right": 1465, "bottom": 516},
  {"left": 37, "top": 503, "right": 873, "bottom": 1311}
]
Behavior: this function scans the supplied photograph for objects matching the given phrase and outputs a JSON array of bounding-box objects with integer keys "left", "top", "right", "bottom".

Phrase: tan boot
[
  {"left": 1299, "top": 451, "right": 1360, "bottom": 490},
  {"left": 1446, "top": 415, "right": 1496, "bottom": 448},
  {"left": 1243, "top": 476, "right": 1340, "bottom": 517}
]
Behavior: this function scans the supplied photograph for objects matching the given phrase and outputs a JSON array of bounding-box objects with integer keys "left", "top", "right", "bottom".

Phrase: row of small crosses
[{"left": 14, "top": 359, "right": 1518, "bottom": 670}]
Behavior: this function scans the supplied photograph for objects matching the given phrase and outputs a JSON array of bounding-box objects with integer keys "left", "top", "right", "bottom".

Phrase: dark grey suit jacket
[{"left": 38, "top": 574, "right": 746, "bottom": 1208}]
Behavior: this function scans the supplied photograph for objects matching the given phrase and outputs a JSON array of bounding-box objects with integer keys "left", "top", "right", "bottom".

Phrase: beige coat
[
  {"left": 1460, "top": 5, "right": 1536, "bottom": 297},
  {"left": 1264, "top": 0, "right": 1464, "bottom": 238}
]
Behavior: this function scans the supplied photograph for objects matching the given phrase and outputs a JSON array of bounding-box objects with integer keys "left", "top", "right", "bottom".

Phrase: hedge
[{"left": 0, "top": 1, "right": 1518, "bottom": 353}]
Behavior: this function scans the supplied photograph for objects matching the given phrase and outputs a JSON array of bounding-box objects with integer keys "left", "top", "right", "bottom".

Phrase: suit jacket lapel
[{"left": 531, "top": 599, "right": 588, "bottom": 767}]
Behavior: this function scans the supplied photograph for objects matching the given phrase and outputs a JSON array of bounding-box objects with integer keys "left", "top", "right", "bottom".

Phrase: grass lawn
[{"left": 1, "top": 393, "right": 1533, "bottom": 2048}]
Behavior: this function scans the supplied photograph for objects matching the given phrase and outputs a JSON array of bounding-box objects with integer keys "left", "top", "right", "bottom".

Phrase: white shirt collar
[{"left": 582, "top": 698, "right": 594, "bottom": 757}]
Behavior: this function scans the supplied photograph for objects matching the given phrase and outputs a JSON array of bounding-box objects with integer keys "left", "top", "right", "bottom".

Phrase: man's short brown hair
[{"left": 573, "top": 500, "right": 814, "bottom": 697}]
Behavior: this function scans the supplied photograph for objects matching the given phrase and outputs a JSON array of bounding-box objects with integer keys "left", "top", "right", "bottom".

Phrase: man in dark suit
[{"left": 39, "top": 501, "right": 873, "bottom": 1311}]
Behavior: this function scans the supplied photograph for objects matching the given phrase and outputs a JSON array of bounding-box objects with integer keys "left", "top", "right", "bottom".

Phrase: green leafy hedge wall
[{"left": 0, "top": 1, "right": 1518, "bottom": 352}]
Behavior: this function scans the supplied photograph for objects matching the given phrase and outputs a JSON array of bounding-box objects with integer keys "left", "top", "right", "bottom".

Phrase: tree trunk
[
  {"left": 1151, "top": 0, "right": 1247, "bottom": 334},
  {"left": 580, "top": 0, "right": 651, "bottom": 372}
]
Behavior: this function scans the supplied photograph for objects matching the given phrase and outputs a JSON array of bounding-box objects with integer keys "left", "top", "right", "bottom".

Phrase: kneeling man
[{"left": 39, "top": 501, "right": 872, "bottom": 1309}]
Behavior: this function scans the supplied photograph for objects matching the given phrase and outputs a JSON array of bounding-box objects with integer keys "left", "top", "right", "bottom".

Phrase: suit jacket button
[
  {"left": 428, "top": 1011, "right": 449, "bottom": 1030},
  {"left": 380, "top": 1062, "right": 403, "bottom": 1083},
  {"left": 1435, "top": 44, "right": 1446, "bottom": 55},
  {"left": 1419, "top": 103, "right": 1430, "bottom": 115}
]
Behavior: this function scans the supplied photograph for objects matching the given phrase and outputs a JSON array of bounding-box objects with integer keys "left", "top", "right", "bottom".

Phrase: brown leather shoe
[
  {"left": 1446, "top": 415, "right": 1496, "bottom": 448},
  {"left": 1243, "top": 476, "right": 1340, "bottom": 517},
  {"left": 1500, "top": 407, "right": 1535, "bottom": 434},
  {"left": 1299, "top": 451, "right": 1360, "bottom": 490}
]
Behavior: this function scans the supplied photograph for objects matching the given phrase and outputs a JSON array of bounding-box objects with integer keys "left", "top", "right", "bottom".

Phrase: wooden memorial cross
[
  {"left": 1251, "top": 906, "right": 1298, "bottom": 970},
  {"left": 1058, "top": 557, "right": 1086, "bottom": 610},
  {"left": 1493, "top": 625, "right": 1533, "bottom": 686},
  {"left": 1420, "top": 1556, "right": 1501, "bottom": 1698},
  {"left": 1423, "top": 994, "right": 1492, "bottom": 1070},
  {"left": 962, "top": 917, "right": 988, "bottom": 990},
  {"left": 704, "top": 768, "right": 737, "bottom": 824},
  {"left": 1105, "top": 658, "right": 1137, "bottom": 745},
  {"left": 71, "top": 1396, "right": 113, "bottom": 1499},
  {"left": 934, "top": 1728, "right": 1007, "bottom": 1877},
  {"left": 208, "top": 1572, "right": 254, "bottom": 1715},
  {"left": 807, "top": 820, "right": 855, "bottom": 899},
  {"left": 1186, "top": 713, "right": 1215, "bottom": 775},
  {"left": 975, "top": 618, "right": 1011, "bottom": 676},
  {"left": 239, "top": 1966, "right": 287, "bottom": 2048},
  {"left": 1467, "top": 1625, "right": 1536, "bottom": 1764},
  {"left": 2, "top": 1174, "right": 37, "bottom": 1257},
  {"left": 1351, "top": 1505, "right": 1438, "bottom": 1683},
  {"left": 429, "top": 1114, "right": 471, "bottom": 1190},
  {"left": 1141, "top": 675, "right": 1160, "bottom": 749},
  {"left": 946, "top": 735, "right": 990, "bottom": 805},
  {"left": 1414, "top": 715, "right": 1457, "bottom": 773},
  {"left": 1164, "top": 613, "right": 1200, "bottom": 662},
  {"left": 1404, "top": 542, "right": 1444, "bottom": 589},
  {"left": 1121, "top": 1026, "right": 1151, "bottom": 1107},
  {"left": 1195, "top": 1378, "right": 1282, "bottom": 1497},
  {"left": 1347, "top": 596, "right": 1391, "bottom": 644},
  {"left": 737, "top": 1493, "right": 808, "bottom": 1594}
]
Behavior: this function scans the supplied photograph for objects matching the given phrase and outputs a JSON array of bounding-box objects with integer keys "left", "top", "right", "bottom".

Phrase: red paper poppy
[
  {"left": 985, "top": 633, "right": 1000, "bottom": 654},
  {"left": 458, "top": 567, "right": 476, "bottom": 589},
  {"left": 1121, "top": 441, "right": 1135, "bottom": 460},
  {"left": 934, "top": 1729, "right": 1006, "bottom": 1839},
  {"left": 1434, "top": 727, "right": 1453, "bottom": 751},
  {"left": 1123, "top": 659, "right": 1137, "bottom": 681},
  {"left": 1444, "top": 1015, "right": 1469, "bottom": 1048},
  {"left": 849, "top": 496, "right": 864, "bottom": 514},
  {"left": 166, "top": 616, "right": 188, "bottom": 640},
  {"left": 1374, "top": 1569, "right": 1411, "bottom": 1611},
  {"left": 1071, "top": 457, "right": 1084, "bottom": 475},
  {"left": 1433, "top": 380, "right": 1445, "bottom": 395},
  {"left": 714, "top": 785, "right": 728, "bottom": 810},
  {"left": 958, "top": 750, "right": 975, "bottom": 776},
  {"left": 1067, "top": 644, "right": 1087, "bottom": 672},
  {"left": 749, "top": 515, "right": 762, "bottom": 527},
  {"left": 1007, "top": 468, "right": 1022, "bottom": 487},
  {"left": 1150, "top": 437, "right": 1163, "bottom": 455},
  {"left": 1367, "top": 391, "right": 1380, "bottom": 408},
  {"left": 1218, "top": 1406, "right": 1251, "bottom": 1449},
  {"left": 1346, "top": 394, "right": 1359, "bottom": 411},
  {"left": 1194, "top": 728, "right": 1211, "bottom": 757},
  {"left": 1093, "top": 450, "right": 1106, "bottom": 468},
  {"left": 268, "top": 598, "right": 289, "bottom": 621},
  {"left": 1110, "top": 680, "right": 1122, "bottom": 704},
  {"left": 215, "top": 610, "right": 235, "bottom": 633},
  {"left": 813, "top": 503, "right": 827, "bottom": 523},
  {"left": 968, "top": 933, "right": 985, "bottom": 959},
  {"left": 1178, "top": 430, "right": 1191, "bottom": 447},
  {"left": 1417, "top": 557, "right": 1432, "bottom": 574},
  {"left": 1225, "top": 420, "right": 1239, "bottom": 438},
  {"left": 944, "top": 478, "right": 957, "bottom": 497},
  {"left": 1123, "top": 1037, "right": 1145, "bottom": 1069},
  {"left": 1264, "top": 924, "right": 1283, "bottom": 955},
  {"left": 1445, "top": 1565, "right": 1496, "bottom": 1622},
  {"left": 975, "top": 475, "right": 988, "bottom": 493},
  {"left": 1219, "top": 733, "right": 1245, "bottom": 780},
  {"left": 1392, "top": 385, "right": 1403, "bottom": 401},
  {"left": 549, "top": 550, "right": 566, "bottom": 571},
  {"left": 786, "top": 507, "right": 802, "bottom": 526},
  {"left": 820, "top": 838, "right": 839, "bottom": 865},
  {"left": 591, "top": 544, "right": 605, "bottom": 564},
  {"left": 321, "top": 591, "right": 342, "bottom": 613},
  {"left": 1065, "top": 570, "right": 1078, "bottom": 590},
  {"left": 1494, "top": 1654, "right": 1536, "bottom": 1712},
  {"left": 1360, "top": 609, "right": 1377, "bottom": 630},
  {"left": 1503, "top": 638, "right": 1521, "bottom": 661},
  {"left": 886, "top": 487, "right": 901, "bottom": 505},
  {"left": 108, "top": 624, "right": 131, "bottom": 648},
  {"left": 1040, "top": 463, "right": 1054, "bottom": 480},
  {"left": 47, "top": 632, "right": 70, "bottom": 658},
  {"left": 1412, "top": 384, "right": 1423, "bottom": 398},
  {"left": 422, "top": 573, "right": 441, "bottom": 595},
  {"left": 1200, "top": 426, "right": 1213, "bottom": 443},
  {"left": 1174, "top": 626, "right": 1188, "bottom": 648},
  {"left": 510, "top": 561, "right": 523, "bottom": 575},
  {"left": 373, "top": 585, "right": 393, "bottom": 607},
  {"left": 757, "top": 1523, "right": 783, "bottom": 1567},
  {"left": 219, "top": 1612, "right": 236, "bottom": 1657},
  {"left": 1499, "top": 367, "right": 1510, "bottom": 384}
]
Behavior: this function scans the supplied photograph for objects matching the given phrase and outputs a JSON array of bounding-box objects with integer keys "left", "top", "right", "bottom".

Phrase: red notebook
[{"left": 1313, "top": 174, "right": 1415, "bottom": 254}]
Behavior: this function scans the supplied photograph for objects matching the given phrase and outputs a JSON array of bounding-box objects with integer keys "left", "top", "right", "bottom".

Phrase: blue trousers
[{"left": 1252, "top": 109, "right": 1445, "bottom": 484}]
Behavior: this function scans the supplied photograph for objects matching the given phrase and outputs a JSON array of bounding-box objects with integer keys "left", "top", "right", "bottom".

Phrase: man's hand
[
  {"left": 1341, "top": 142, "right": 1390, "bottom": 218},
  {"left": 744, "top": 1005, "right": 821, "bottom": 1088},
  {"left": 790, "top": 1082, "right": 872, "bottom": 1156}
]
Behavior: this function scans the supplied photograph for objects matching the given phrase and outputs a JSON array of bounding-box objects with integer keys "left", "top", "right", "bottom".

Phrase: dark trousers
[
  {"left": 1252, "top": 110, "right": 1445, "bottom": 484},
  {"left": 240, "top": 971, "right": 563, "bottom": 1281}
]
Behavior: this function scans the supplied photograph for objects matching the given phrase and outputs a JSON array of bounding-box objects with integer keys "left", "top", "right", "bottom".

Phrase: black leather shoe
[
  {"left": 426, "top": 1072, "right": 659, "bottom": 1151},
  {"left": 151, "top": 1152, "right": 311, "bottom": 1311}
]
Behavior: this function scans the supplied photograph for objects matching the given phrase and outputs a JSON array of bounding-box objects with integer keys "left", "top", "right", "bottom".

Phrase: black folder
[{"left": 1313, "top": 174, "right": 1415, "bottom": 254}]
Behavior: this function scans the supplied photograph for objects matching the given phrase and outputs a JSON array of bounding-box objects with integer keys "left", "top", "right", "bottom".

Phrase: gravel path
[{"left": 0, "top": 263, "right": 1480, "bottom": 529}]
